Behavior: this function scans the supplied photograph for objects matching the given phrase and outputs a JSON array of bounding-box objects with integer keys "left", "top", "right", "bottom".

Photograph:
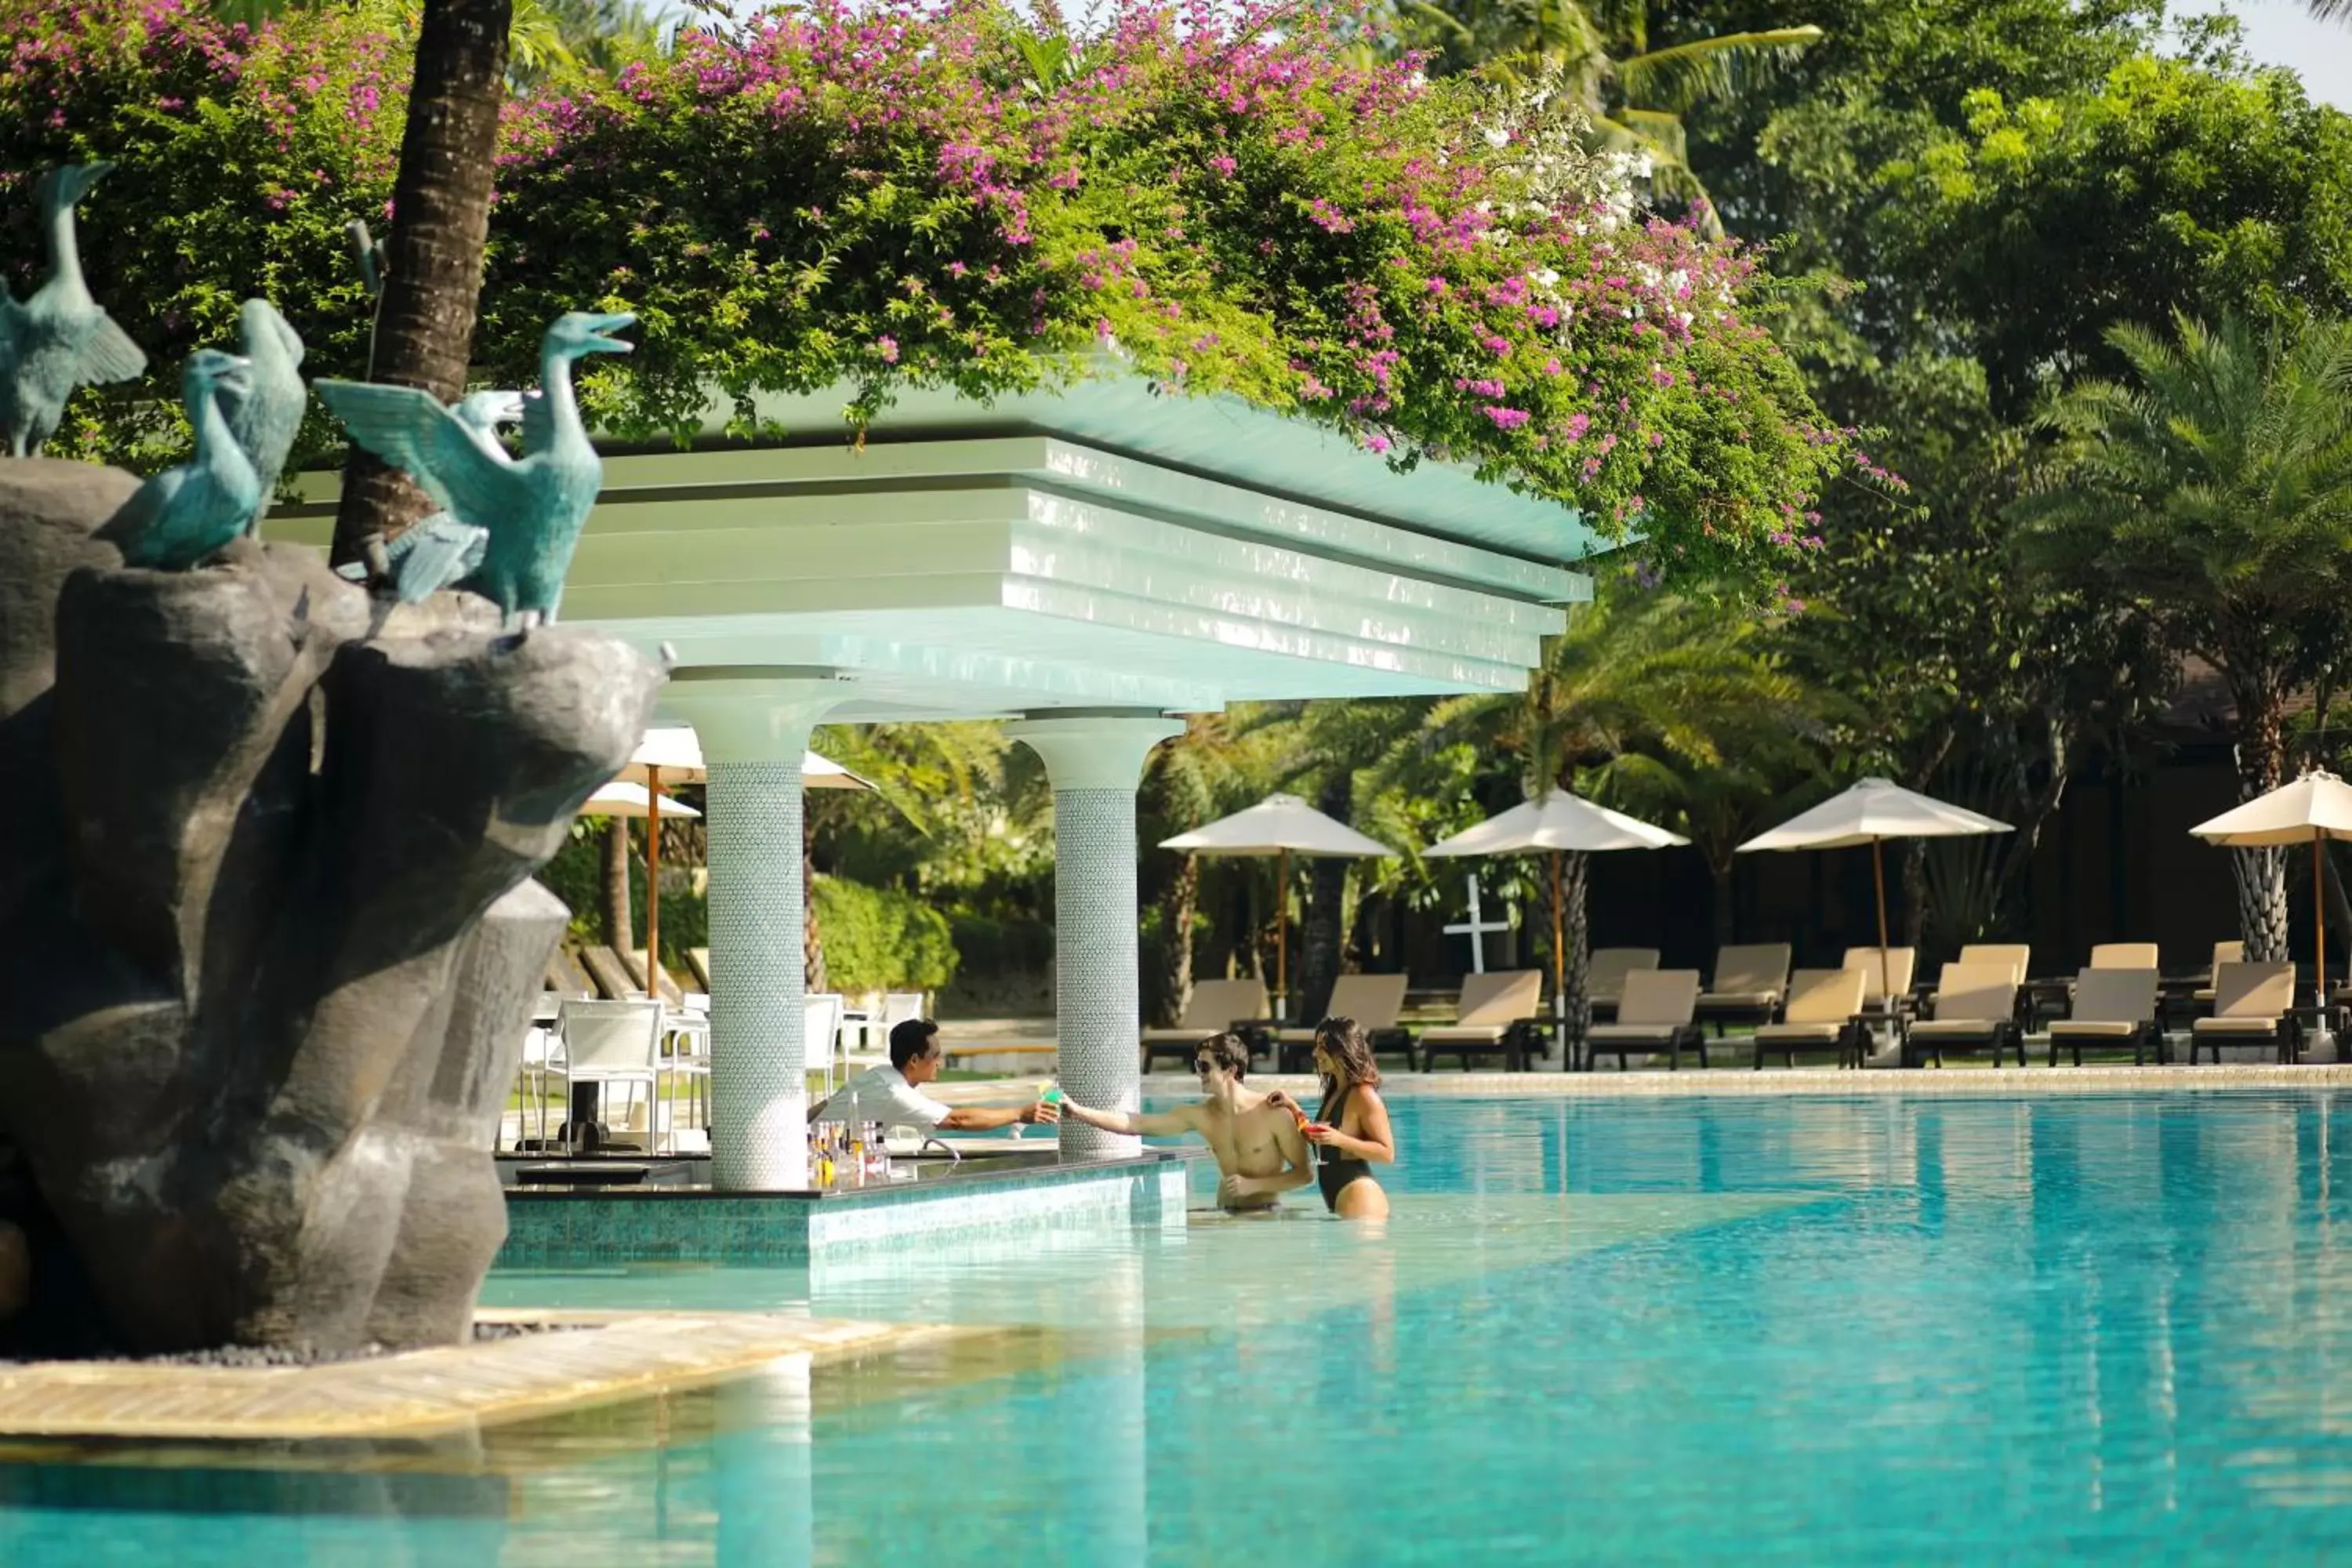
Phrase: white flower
[
  {"left": 1529, "top": 267, "right": 1560, "bottom": 289},
  {"left": 1482, "top": 124, "right": 1510, "bottom": 148}
]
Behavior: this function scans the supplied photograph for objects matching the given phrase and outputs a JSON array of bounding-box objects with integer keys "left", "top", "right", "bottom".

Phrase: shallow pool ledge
[{"left": 497, "top": 1149, "right": 1196, "bottom": 1265}]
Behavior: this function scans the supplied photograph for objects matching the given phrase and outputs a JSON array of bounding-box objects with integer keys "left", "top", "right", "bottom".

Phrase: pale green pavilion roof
[{"left": 284, "top": 374, "right": 1596, "bottom": 721}]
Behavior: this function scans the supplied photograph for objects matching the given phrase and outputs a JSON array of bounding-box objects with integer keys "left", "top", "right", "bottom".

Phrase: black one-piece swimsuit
[{"left": 1316, "top": 1083, "right": 1370, "bottom": 1211}]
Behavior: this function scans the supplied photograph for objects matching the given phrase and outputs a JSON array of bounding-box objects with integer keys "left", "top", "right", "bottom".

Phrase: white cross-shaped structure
[{"left": 1442, "top": 873, "right": 1513, "bottom": 974}]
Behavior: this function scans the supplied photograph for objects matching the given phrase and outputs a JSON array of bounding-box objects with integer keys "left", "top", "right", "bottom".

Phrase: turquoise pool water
[{"left": 6, "top": 1089, "right": 2352, "bottom": 1563}]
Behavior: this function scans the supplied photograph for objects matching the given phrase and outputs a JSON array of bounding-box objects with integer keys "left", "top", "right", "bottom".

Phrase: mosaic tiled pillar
[
  {"left": 670, "top": 676, "right": 845, "bottom": 1190},
  {"left": 1008, "top": 714, "right": 1184, "bottom": 1161}
]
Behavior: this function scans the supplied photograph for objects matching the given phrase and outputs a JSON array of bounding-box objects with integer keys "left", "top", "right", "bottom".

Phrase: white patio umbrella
[
  {"left": 1425, "top": 791, "right": 1687, "bottom": 1032},
  {"left": 1161, "top": 793, "right": 1395, "bottom": 1018},
  {"left": 581, "top": 781, "right": 704, "bottom": 820},
  {"left": 1737, "top": 777, "right": 2012, "bottom": 1001},
  {"left": 2190, "top": 769, "right": 2352, "bottom": 1014},
  {"left": 612, "top": 728, "right": 873, "bottom": 991}
]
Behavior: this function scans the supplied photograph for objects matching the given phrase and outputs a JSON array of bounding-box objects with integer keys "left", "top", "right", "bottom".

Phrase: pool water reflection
[{"left": 6, "top": 1091, "right": 2352, "bottom": 1563}]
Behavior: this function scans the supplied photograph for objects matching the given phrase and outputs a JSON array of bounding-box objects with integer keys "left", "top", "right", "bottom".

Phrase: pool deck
[
  {"left": 1167, "top": 1062, "right": 2352, "bottom": 1097},
  {"left": 0, "top": 1310, "right": 978, "bottom": 1443}
]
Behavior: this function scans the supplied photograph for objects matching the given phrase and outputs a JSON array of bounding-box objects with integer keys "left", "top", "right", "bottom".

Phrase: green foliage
[
  {"left": 2013, "top": 311, "right": 2352, "bottom": 782},
  {"left": 1875, "top": 53, "right": 2352, "bottom": 414},
  {"left": 811, "top": 875, "right": 959, "bottom": 994}
]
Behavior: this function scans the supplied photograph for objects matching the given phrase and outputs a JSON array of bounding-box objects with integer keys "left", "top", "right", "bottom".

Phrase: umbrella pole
[
  {"left": 2316, "top": 832, "right": 2328, "bottom": 1044},
  {"left": 644, "top": 764, "right": 663, "bottom": 997},
  {"left": 1871, "top": 837, "right": 1893, "bottom": 1007},
  {"left": 1276, "top": 848, "right": 1289, "bottom": 1022}
]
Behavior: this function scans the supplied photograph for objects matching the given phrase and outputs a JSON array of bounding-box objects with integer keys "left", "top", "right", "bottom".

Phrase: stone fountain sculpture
[{"left": 0, "top": 169, "right": 658, "bottom": 1354}]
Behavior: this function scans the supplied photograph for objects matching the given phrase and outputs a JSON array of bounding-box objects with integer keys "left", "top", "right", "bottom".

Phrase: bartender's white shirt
[{"left": 824, "top": 1064, "right": 953, "bottom": 1132}]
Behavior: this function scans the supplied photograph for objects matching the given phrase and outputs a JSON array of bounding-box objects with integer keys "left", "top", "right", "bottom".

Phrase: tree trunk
[
  {"left": 804, "top": 811, "right": 826, "bottom": 994},
  {"left": 1295, "top": 775, "right": 1352, "bottom": 1024},
  {"left": 2231, "top": 672, "right": 2292, "bottom": 961},
  {"left": 1559, "top": 851, "right": 1590, "bottom": 1063},
  {"left": 331, "top": 0, "right": 513, "bottom": 567},
  {"left": 598, "top": 818, "right": 633, "bottom": 956},
  {"left": 1708, "top": 858, "right": 1736, "bottom": 949},
  {"left": 1149, "top": 853, "right": 1199, "bottom": 1027}
]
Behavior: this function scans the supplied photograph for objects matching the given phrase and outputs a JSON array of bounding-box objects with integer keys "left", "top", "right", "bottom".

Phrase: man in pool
[{"left": 1060, "top": 1033, "right": 1314, "bottom": 1211}]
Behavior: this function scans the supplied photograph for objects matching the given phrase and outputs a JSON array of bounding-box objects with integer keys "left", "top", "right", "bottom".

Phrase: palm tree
[
  {"left": 1374, "top": 580, "right": 1814, "bottom": 1039},
  {"left": 2308, "top": 0, "right": 2348, "bottom": 22},
  {"left": 330, "top": 0, "right": 516, "bottom": 567},
  {"left": 2013, "top": 312, "right": 2352, "bottom": 961},
  {"left": 1138, "top": 712, "right": 1284, "bottom": 1025},
  {"left": 1402, "top": 0, "right": 1820, "bottom": 231}
]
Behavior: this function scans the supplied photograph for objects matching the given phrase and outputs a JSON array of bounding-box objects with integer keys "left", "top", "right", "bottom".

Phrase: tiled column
[
  {"left": 668, "top": 673, "right": 847, "bottom": 1190},
  {"left": 1007, "top": 713, "right": 1183, "bottom": 1161}
]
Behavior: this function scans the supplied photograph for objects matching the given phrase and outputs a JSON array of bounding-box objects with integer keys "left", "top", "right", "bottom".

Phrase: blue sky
[{"left": 2196, "top": 1, "right": 2349, "bottom": 106}]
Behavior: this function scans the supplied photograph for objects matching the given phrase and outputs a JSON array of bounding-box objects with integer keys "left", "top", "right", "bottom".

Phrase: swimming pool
[{"left": 4, "top": 1089, "right": 2350, "bottom": 1563}]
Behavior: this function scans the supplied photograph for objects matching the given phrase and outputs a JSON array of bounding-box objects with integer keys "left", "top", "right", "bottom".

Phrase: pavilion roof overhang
[{"left": 281, "top": 376, "right": 1595, "bottom": 723}]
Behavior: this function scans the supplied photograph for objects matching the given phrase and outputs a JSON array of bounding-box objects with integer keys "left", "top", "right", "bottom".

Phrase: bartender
[{"left": 814, "top": 1018, "right": 1060, "bottom": 1134}]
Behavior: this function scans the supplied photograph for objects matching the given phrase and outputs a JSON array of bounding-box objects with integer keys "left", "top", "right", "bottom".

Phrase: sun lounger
[
  {"left": 686, "top": 946, "right": 714, "bottom": 990},
  {"left": 1274, "top": 974, "right": 1413, "bottom": 1072},
  {"left": 2189, "top": 941, "right": 2245, "bottom": 1005},
  {"left": 1419, "top": 971, "right": 1545, "bottom": 1071},
  {"left": 623, "top": 948, "right": 686, "bottom": 1007},
  {"left": 2090, "top": 942, "right": 2158, "bottom": 969},
  {"left": 581, "top": 944, "right": 644, "bottom": 1002},
  {"left": 1904, "top": 962, "right": 2026, "bottom": 1068},
  {"left": 1696, "top": 943, "right": 1791, "bottom": 1036},
  {"left": 1584, "top": 970, "right": 1705, "bottom": 1071},
  {"left": 1584, "top": 947, "right": 1660, "bottom": 1025},
  {"left": 1842, "top": 946, "right": 1918, "bottom": 1019},
  {"left": 1957, "top": 944, "right": 2031, "bottom": 985},
  {"left": 1751, "top": 968, "right": 1868, "bottom": 1069},
  {"left": 1142, "top": 978, "right": 1269, "bottom": 1070},
  {"left": 2187, "top": 960, "right": 2299, "bottom": 1064},
  {"left": 2045, "top": 967, "right": 2161, "bottom": 1066}
]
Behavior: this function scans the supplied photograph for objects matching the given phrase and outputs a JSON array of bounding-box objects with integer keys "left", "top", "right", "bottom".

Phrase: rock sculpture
[
  {"left": 0, "top": 162, "right": 147, "bottom": 458},
  {"left": 220, "top": 298, "right": 307, "bottom": 534},
  {"left": 317, "top": 311, "right": 633, "bottom": 626},
  {"left": 0, "top": 460, "right": 659, "bottom": 1353},
  {"left": 96, "top": 348, "right": 261, "bottom": 569}
]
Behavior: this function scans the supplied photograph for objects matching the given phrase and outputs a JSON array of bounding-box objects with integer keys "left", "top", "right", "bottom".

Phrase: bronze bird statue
[
  {"left": 216, "top": 299, "right": 306, "bottom": 535},
  {"left": 315, "top": 311, "right": 632, "bottom": 627},
  {"left": 0, "top": 162, "right": 148, "bottom": 457},
  {"left": 100, "top": 350, "right": 261, "bottom": 570},
  {"left": 333, "top": 389, "right": 524, "bottom": 603}
]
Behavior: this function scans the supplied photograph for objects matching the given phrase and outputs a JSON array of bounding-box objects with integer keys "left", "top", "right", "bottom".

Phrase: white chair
[
  {"left": 513, "top": 1021, "right": 561, "bottom": 1150},
  {"left": 555, "top": 999, "right": 662, "bottom": 1152},
  {"left": 807, "top": 992, "right": 847, "bottom": 1095},
  {"left": 662, "top": 993, "right": 711, "bottom": 1150}
]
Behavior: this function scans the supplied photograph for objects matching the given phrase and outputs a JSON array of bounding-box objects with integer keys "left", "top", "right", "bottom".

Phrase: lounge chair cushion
[
  {"left": 1754, "top": 1022, "right": 1845, "bottom": 1044},
  {"left": 1697, "top": 989, "right": 1781, "bottom": 1007},
  {"left": 2190, "top": 987, "right": 2218, "bottom": 1004},
  {"left": 1419, "top": 1025, "right": 1509, "bottom": 1044},
  {"left": 2190, "top": 1017, "right": 2280, "bottom": 1036},
  {"left": 2046, "top": 1020, "right": 2136, "bottom": 1039},
  {"left": 1908, "top": 1018, "right": 2007, "bottom": 1038},
  {"left": 1142, "top": 1027, "right": 1218, "bottom": 1043},
  {"left": 1586, "top": 1023, "right": 1684, "bottom": 1043}
]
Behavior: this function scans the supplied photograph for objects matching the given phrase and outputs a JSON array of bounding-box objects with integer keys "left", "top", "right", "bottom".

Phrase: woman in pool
[{"left": 1269, "top": 1016, "right": 1395, "bottom": 1220}]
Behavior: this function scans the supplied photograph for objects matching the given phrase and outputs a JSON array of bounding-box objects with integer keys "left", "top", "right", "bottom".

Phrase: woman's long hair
[{"left": 1315, "top": 1015, "right": 1382, "bottom": 1115}]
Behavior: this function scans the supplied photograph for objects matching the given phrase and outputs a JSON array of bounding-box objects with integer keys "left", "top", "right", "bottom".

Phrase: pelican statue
[
  {"left": 0, "top": 162, "right": 148, "bottom": 458},
  {"left": 333, "top": 389, "right": 525, "bottom": 602},
  {"left": 217, "top": 299, "right": 306, "bottom": 535},
  {"left": 100, "top": 350, "right": 261, "bottom": 570},
  {"left": 315, "top": 311, "right": 632, "bottom": 627}
]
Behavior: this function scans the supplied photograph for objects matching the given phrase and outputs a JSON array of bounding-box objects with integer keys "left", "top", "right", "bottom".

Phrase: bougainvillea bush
[{"left": 1, "top": 0, "right": 1867, "bottom": 584}]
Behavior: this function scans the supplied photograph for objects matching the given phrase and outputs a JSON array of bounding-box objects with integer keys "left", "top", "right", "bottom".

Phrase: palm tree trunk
[
  {"left": 1708, "top": 857, "right": 1736, "bottom": 949},
  {"left": 1297, "top": 776, "right": 1352, "bottom": 1024},
  {"left": 599, "top": 818, "right": 633, "bottom": 957},
  {"left": 2232, "top": 673, "right": 2292, "bottom": 961},
  {"left": 1149, "top": 854, "right": 1199, "bottom": 1027},
  {"left": 1559, "top": 850, "right": 1590, "bottom": 1062},
  {"left": 330, "top": 0, "right": 513, "bottom": 567}
]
